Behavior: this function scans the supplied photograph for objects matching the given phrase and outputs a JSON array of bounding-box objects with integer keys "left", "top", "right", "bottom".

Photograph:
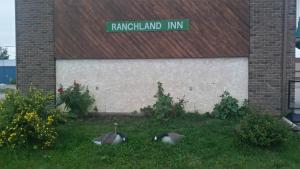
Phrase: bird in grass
[
  {"left": 153, "top": 132, "right": 184, "bottom": 144},
  {"left": 93, "top": 123, "right": 127, "bottom": 145}
]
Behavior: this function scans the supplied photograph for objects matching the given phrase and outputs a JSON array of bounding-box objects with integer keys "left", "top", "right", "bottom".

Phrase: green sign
[{"left": 106, "top": 19, "right": 189, "bottom": 33}]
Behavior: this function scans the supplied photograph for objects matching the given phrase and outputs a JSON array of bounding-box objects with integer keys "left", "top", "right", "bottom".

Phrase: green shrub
[
  {"left": 0, "top": 88, "right": 59, "bottom": 149},
  {"left": 142, "top": 82, "right": 185, "bottom": 120},
  {"left": 173, "top": 98, "right": 185, "bottom": 116},
  {"left": 58, "top": 81, "right": 95, "bottom": 118},
  {"left": 9, "top": 78, "right": 16, "bottom": 85},
  {"left": 0, "top": 88, "right": 54, "bottom": 129},
  {"left": 236, "top": 113, "right": 289, "bottom": 147},
  {"left": 0, "top": 112, "right": 57, "bottom": 149},
  {"left": 212, "top": 91, "right": 247, "bottom": 120},
  {"left": 47, "top": 109, "right": 67, "bottom": 125},
  {"left": 140, "top": 106, "right": 154, "bottom": 117},
  {"left": 238, "top": 100, "right": 253, "bottom": 116},
  {"left": 0, "top": 88, "right": 14, "bottom": 94}
]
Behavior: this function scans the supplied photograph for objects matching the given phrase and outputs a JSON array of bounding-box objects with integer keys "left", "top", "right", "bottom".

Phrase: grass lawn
[{"left": 0, "top": 114, "right": 300, "bottom": 169}]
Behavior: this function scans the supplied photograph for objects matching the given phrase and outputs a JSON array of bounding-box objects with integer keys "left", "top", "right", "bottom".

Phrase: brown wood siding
[{"left": 55, "top": 0, "right": 249, "bottom": 59}]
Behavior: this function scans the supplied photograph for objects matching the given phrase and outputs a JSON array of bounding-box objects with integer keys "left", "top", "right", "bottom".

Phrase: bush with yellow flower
[{"left": 0, "top": 87, "right": 62, "bottom": 149}]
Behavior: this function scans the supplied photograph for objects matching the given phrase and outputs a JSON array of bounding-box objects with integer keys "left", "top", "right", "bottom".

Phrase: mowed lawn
[{"left": 1, "top": 114, "right": 300, "bottom": 169}]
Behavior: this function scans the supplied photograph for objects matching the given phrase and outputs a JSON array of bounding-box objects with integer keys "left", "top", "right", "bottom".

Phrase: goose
[
  {"left": 93, "top": 123, "right": 127, "bottom": 145},
  {"left": 153, "top": 132, "right": 184, "bottom": 144}
]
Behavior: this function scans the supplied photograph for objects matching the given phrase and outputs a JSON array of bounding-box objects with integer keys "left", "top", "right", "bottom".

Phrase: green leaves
[
  {"left": 152, "top": 82, "right": 185, "bottom": 120},
  {"left": 236, "top": 113, "right": 289, "bottom": 147},
  {"left": 212, "top": 91, "right": 247, "bottom": 120},
  {"left": 0, "top": 87, "right": 59, "bottom": 149},
  {"left": 59, "top": 81, "right": 95, "bottom": 118}
]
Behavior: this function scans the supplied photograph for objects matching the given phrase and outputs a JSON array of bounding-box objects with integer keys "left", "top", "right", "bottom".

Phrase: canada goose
[
  {"left": 93, "top": 132, "right": 127, "bottom": 145},
  {"left": 153, "top": 132, "right": 184, "bottom": 144},
  {"left": 93, "top": 123, "right": 127, "bottom": 145}
]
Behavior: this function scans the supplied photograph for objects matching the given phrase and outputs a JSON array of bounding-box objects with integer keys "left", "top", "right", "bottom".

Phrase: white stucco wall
[{"left": 56, "top": 58, "right": 248, "bottom": 113}]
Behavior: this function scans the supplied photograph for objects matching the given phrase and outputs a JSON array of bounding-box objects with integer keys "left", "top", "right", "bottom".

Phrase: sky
[
  {"left": 0, "top": 0, "right": 15, "bottom": 60},
  {"left": 0, "top": 1, "right": 299, "bottom": 59}
]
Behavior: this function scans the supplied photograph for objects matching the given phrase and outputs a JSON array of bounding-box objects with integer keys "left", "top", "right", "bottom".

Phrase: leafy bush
[
  {"left": 212, "top": 91, "right": 247, "bottom": 120},
  {"left": 0, "top": 112, "right": 57, "bottom": 149},
  {"left": 58, "top": 81, "right": 95, "bottom": 118},
  {"left": 0, "top": 88, "right": 54, "bottom": 129},
  {"left": 9, "top": 78, "right": 16, "bottom": 85},
  {"left": 236, "top": 113, "right": 289, "bottom": 147},
  {"left": 0, "top": 88, "right": 59, "bottom": 149},
  {"left": 140, "top": 106, "right": 154, "bottom": 117},
  {"left": 238, "top": 100, "right": 253, "bottom": 116},
  {"left": 142, "top": 82, "right": 185, "bottom": 120}
]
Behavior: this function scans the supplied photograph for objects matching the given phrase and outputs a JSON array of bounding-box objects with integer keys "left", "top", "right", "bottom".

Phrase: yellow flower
[
  {"left": 24, "top": 112, "right": 39, "bottom": 121},
  {"left": 47, "top": 115, "right": 54, "bottom": 125},
  {"left": 8, "top": 133, "right": 16, "bottom": 142}
]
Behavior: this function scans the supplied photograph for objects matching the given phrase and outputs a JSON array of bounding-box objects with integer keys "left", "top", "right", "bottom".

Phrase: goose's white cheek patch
[{"left": 93, "top": 141, "right": 102, "bottom": 145}]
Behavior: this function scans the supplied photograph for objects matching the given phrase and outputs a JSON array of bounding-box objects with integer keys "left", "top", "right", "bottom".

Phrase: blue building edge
[{"left": 0, "top": 60, "right": 16, "bottom": 84}]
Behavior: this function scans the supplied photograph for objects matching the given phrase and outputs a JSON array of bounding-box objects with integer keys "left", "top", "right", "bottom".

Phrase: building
[
  {"left": 296, "top": 59, "right": 300, "bottom": 79},
  {"left": 0, "top": 60, "right": 16, "bottom": 84},
  {"left": 15, "top": 0, "right": 296, "bottom": 114},
  {"left": 294, "top": 58, "right": 300, "bottom": 113}
]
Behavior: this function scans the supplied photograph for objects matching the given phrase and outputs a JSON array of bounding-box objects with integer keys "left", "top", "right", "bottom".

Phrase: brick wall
[
  {"left": 249, "top": 0, "right": 296, "bottom": 114},
  {"left": 15, "top": 0, "right": 55, "bottom": 93},
  {"left": 287, "top": 0, "right": 297, "bottom": 110}
]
